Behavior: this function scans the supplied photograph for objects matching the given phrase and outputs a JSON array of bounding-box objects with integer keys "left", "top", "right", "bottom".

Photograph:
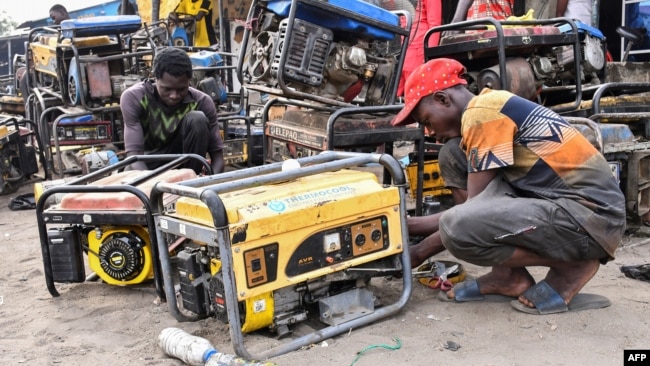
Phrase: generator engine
[
  {"left": 155, "top": 158, "right": 408, "bottom": 340},
  {"left": 67, "top": 56, "right": 142, "bottom": 107},
  {"left": 44, "top": 224, "right": 154, "bottom": 285},
  {"left": 241, "top": 0, "right": 403, "bottom": 106},
  {"left": 87, "top": 226, "right": 154, "bottom": 285},
  {"left": 527, "top": 22, "right": 606, "bottom": 87},
  {"left": 434, "top": 19, "right": 607, "bottom": 103}
]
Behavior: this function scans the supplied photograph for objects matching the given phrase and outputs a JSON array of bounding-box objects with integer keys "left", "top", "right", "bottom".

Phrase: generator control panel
[
  {"left": 49, "top": 120, "right": 112, "bottom": 145},
  {"left": 285, "top": 216, "right": 389, "bottom": 277}
]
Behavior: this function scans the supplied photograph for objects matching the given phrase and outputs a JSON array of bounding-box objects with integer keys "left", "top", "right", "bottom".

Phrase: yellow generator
[
  {"left": 405, "top": 151, "right": 452, "bottom": 200},
  {"left": 36, "top": 154, "right": 210, "bottom": 298},
  {"left": 151, "top": 152, "right": 412, "bottom": 359}
]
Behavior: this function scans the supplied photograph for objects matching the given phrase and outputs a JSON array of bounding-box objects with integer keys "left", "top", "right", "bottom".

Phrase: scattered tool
[
  {"left": 411, "top": 258, "right": 440, "bottom": 278},
  {"left": 431, "top": 264, "right": 459, "bottom": 291},
  {"left": 413, "top": 260, "right": 466, "bottom": 290}
]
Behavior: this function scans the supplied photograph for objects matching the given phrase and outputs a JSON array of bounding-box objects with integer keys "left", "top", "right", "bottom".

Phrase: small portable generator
[{"left": 36, "top": 155, "right": 210, "bottom": 298}]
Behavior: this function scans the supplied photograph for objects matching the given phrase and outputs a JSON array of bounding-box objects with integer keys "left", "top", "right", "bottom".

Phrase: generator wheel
[
  {"left": 173, "top": 37, "right": 187, "bottom": 47},
  {"left": 247, "top": 31, "right": 276, "bottom": 82},
  {"left": 67, "top": 58, "right": 83, "bottom": 105}
]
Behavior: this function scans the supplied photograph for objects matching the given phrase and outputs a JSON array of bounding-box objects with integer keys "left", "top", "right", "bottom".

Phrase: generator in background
[
  {"left": 150, "top": 151, "right": 412, "bottom": 360},
  {"left": 239, "top": 0, "right": 408, "bottom": 107},
  {"left": 36, "top": 154, "right": 211, "bottom": 299},
  {"left": 189, "top": 50, "right": 228, "bottom": 105},
  {"left": 560, "top": 82, "right": 650, "bottom": 227},
  {"left": 425, "top": 18, "right": 606, "bottom": 108},
  {"left": 0, "top": 116, "right": 41, "bottom": 195},
  {"left": 421, "top": 16, "right": 650, "bottom": 226},
  {"left": 404, "top": 149, "right": 452, "bottom": 199},
  {"left": 235, "top": 0, "right": 426, "bottom": 214},
  {"left": 26, "top": 15, "right": 149, "bottom": 110},
  {"left": 40, "top": 108, "right": 123, "bottom": 176}
]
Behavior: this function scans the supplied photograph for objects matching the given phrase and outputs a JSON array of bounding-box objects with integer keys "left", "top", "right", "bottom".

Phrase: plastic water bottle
[
  {"left": 204, "top": 353, "right": 277, "bottom": 366},
  {"left": 158, "top": 327, "right": 277, "bottom": 366}
]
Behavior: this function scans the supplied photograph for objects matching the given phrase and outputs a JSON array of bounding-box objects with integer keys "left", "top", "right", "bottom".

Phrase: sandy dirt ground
[{"left": 1, "top": 163, "right": 650, "bottom": 366}]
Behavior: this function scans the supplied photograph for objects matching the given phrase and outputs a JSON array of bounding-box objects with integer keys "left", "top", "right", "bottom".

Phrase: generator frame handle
[
  {"left": 326, "top": 104, "right": 426, "bottom": 215},
  {"left": 590, "top": 82, "right": 650, "bottom": 115},
  {"left": 151, "top": 151, "right": 412, "bottom": 360}
]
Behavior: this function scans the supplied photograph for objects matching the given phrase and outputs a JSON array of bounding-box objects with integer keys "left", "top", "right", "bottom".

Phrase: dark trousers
[{"left": 148, "top": 111, "right": 210, "bottom": 174}]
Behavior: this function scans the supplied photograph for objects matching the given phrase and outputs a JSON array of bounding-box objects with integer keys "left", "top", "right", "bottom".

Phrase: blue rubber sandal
[
  {"left": 511, "top": 280, "right": 611, "bottom": 315},
  {"left": 438, "top": 279, "right": 515, "bottom": 303}
]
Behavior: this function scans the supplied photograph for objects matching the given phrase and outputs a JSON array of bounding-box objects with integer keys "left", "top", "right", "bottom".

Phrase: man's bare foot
[
  {"left": 517, "top": 260, "right": 600, "bottom": 308},
  {"left": 446, "top": 266, "right": 535, "bottom": 299}
]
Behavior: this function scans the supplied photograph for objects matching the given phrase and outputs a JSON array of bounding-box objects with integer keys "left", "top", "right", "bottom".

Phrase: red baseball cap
[{"left": 391, "top": 58, "right": 468, "bottom": 127}]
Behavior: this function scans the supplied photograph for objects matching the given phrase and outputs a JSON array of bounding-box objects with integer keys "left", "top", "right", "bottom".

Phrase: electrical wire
[{"left": 350, "top": 337, "right": 403, "bottom": 366}]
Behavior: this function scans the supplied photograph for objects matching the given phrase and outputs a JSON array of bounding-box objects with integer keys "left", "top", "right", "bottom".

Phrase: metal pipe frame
[
  {"left": 590, "top": 82, "right": 650, "bottom": 115},
  {"left": 326, "top": 104, "right": 426, "bottom": 215},
  {"left": 563, "top": 116, "right": 604, "bottom": 153},
  {"left": 587, "top": 81, "right": 650, "bottom": 223}
]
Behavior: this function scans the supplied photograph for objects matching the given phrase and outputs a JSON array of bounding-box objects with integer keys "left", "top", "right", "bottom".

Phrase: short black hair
[
  {"left": 152, "top": 47, "right": 193, "bottom": 79},
  {"left": 49, "top": 4, "right": 68, "bottom": 13}
]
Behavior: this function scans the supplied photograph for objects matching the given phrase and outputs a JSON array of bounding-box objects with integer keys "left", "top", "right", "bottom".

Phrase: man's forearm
[
  {"left": 407, "top": 212, "right": 443, "bottom": 236},
  {"left": 209, "top": 150, "right": 224, "bottom": 174},
  {"left": 126, "top": 151, "right": 148, "bottom": 170},
  {"left": 556, "top": 0, "right": 569, "bottom": 17}
]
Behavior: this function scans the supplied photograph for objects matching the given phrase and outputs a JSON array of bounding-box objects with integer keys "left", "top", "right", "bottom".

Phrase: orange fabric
[
  {"left": 467, "top": 0, "right": 514, "bottom": 20},
  {"left": 397, "top": 0, "right": 442, "bottom": 97}
]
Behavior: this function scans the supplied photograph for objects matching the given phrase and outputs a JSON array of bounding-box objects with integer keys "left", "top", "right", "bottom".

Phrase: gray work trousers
[{"left": 439, "top": 176, "right": 608, "bottom": 267}]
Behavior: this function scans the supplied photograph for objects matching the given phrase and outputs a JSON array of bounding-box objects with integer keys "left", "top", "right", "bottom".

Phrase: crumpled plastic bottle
[{"left": 158, "top": 327, "right": 277, "bottom": 366}]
